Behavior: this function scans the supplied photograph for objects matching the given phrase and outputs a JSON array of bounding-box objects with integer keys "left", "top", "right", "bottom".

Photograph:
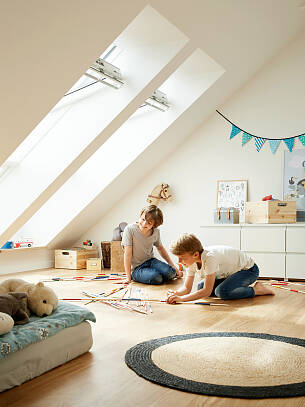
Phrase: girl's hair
[
  {"left": 170, "top": 233, "right": 203, "bottom": 255},
  {"left": 140, "top": 205, "right": 163, "bottom": 228}
]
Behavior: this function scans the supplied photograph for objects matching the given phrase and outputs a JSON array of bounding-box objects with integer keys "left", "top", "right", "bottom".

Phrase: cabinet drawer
[
  {"left": 246, "top": 252, "right": 285, "bottom": 278},
  {"left": 241, "top": 227, "right": 285, "bottom": 252},
  {"left": 286, "top": 228, "right": 305, "bottom": 253},
  {"left": 286, "top": 254, "right": 305, "bottom": 279},
  {"left": 199, "top": 227, "right": 240, "bottom": 249}
]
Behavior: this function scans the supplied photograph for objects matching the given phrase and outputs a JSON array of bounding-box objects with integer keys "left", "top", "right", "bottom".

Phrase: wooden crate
[
  {"left": 245, "top": 201, "right": 296, "bottom": 224},
  {"left": 110, "top": 241, "right": 124, "bottom": 273},
  {"left": 86, "top": 258, "right": 103, "bottom": 271},
  {"left": 55, "top": 248, "right": 99, "bottom": 269},
  {"left": 101, "top": 241, "right": 111, "bottom": 268}
]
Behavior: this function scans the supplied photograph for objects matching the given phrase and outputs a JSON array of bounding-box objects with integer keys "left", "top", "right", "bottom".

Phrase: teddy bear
[
  {"left": 0, "top": 279, "right": 58, "bottom": 317},
  {"left": 0, "top": 292, "right": 29, "bottom": 336},
  {"left": 0, "top": 292, "right": 29, "bottom": 324}
]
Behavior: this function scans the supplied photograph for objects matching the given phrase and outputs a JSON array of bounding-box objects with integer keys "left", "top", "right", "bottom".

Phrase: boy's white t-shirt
[{"left": 186, "top": 245, "right": 254, "bottom": 279}]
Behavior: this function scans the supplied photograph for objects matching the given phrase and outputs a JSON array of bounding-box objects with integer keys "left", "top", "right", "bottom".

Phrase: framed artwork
[
  {"left": 216, "top": 180, "right": 248, "bottom": 222},
  {"left": 283, "top": 149, "right": 305, "bottom": 210}
]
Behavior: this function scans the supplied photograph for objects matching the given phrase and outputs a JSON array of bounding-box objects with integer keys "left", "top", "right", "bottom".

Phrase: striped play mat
[{"left": 125, "top": 332, "right": 305, "bottom": 398}]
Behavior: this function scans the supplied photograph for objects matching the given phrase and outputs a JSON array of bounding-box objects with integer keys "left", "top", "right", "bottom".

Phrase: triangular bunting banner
[
  {"left": 217, "top": 111, "right": 305, "bottom": 154},
  {"left": 230, "top": 124, "right": 241, "bottom": 139},
  {"left": 255, "top": 137, "right": 265, "bottom": 152},
  {"left": 242, "top": 132, "right": 252, "bottom": 146},
  {"left": 283, "top": 138, "right": 294, "bottom": 152},
  {"left": 268, "top": 139, "right": 281, "bottom": 154},
  {"left": 299, "top": 135, "right": 305, "bottom": 147}
]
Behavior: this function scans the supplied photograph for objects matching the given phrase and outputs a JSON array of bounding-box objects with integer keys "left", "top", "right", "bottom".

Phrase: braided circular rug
[{"left": 125, "top": 332, "right": 305, "bottom": 398}]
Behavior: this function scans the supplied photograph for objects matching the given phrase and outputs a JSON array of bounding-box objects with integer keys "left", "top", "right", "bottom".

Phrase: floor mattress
[{"left": 0, "top": 321, "right": 93, "bottom": 392}]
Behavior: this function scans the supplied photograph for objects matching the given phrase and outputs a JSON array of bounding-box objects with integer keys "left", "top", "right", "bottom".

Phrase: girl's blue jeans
[
  {"left": 132, "top": 258, "right": 176, "bottom": 285},
  {"left": 197, "top": 263, "right": 259, "bottom": 300}
]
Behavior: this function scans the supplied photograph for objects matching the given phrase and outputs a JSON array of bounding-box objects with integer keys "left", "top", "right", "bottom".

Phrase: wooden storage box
[
  {"left": 55, "top": 248, "right": 99, "bottom": 269},
  {"left": 245, "top": 201, "right": 296, "bottom": 224},
  {"left": 86, "top": 258, "right": 102, "bottom": 271},
  {"left": 110, "top": 241, "right": 124, "bottom": 273}
]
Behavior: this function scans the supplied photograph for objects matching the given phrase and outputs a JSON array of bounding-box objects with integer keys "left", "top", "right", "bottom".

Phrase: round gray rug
[{"left": 125, "top": 332, "right": 305, "bottom": 398}]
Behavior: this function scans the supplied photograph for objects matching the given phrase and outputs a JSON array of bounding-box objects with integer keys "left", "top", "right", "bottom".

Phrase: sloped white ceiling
[
  {"left": 0, "top": 0, "right": 147, "bottom": 165},
  {"left": 2, "top": 0, "right": 305, "bottom": 248}
]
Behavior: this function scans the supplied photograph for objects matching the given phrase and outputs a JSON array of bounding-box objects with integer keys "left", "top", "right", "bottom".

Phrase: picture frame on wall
[{"left": 216, "top": 180, "right": 248, "bottom": 222}]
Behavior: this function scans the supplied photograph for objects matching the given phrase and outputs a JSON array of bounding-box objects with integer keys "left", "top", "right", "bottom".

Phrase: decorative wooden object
[
  {"left": 245, "top": 201, "right": 296, "bottom": 224},
  {"left": 147, "top": 183, "right": 172, "bottom": 206}
]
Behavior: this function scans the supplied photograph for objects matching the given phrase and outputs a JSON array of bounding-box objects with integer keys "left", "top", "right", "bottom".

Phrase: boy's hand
[
  {"left": 122, "top": 278, "right": 131, "bottom": 284},
  {"left": 167, "top": 294, "right": 183, "bottom": 304},
  {"left": 176, "top": 269, "right": 183, "bottom": 278}
]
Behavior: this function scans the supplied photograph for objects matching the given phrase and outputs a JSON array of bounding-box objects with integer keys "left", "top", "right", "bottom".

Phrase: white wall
[
  {"left": 78, "top": 30, "right": 305, "bottom": 259},
  {"left": 0, "top": 248, "right": 53, "bottom": 275}
]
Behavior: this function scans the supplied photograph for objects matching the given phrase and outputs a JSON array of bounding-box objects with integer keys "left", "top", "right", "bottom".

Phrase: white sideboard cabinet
[{"left": 199, "top": 224, "right": 305, "bottom": 280}]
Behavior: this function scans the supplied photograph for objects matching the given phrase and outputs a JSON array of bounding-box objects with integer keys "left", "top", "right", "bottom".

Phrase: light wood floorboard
[{"left": 0, "top": 268, "right": 305, "bottom": 407}]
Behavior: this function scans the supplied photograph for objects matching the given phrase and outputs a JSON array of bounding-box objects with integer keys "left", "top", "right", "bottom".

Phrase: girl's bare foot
[{"left": 253, "top": 282, "right": 275, "bottom": 296}]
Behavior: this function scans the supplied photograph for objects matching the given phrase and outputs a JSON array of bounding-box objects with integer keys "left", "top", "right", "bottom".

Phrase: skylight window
[
  {"left": 13, "top": 49, "right": 225, "bottom": 247},
  {"left": 0, "top": 5, "right": 189, "bottom": 246}
]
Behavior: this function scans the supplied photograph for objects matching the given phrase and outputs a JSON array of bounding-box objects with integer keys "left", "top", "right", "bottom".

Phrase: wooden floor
[{"left": 0, "top": 268, "right": 305, "bottom": 407}]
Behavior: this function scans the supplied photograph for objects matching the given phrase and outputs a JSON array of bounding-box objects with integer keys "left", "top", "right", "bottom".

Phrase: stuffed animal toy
[
  {"left": 0, "top": 312, "right": 14, "bottom": 335},
  {"left": 0, "top": 279, "right": 58, "bottom": 317},
  {"left": 147, "top": 183, "right": 172, "bottom": 206},
  {"left": 112, "top": 222, "right": 128, "bottom": 241},
  {"left": 0, "top": 292, "right": 29, "bottom": 324}
]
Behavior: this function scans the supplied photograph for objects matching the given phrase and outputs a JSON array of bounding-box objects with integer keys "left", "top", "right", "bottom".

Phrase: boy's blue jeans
[
  {"left": 132, "top": 258, "right": 176, "bottom": 285},
  {"left": 197, "top": 264, "right": 259, "bottom": 300}
]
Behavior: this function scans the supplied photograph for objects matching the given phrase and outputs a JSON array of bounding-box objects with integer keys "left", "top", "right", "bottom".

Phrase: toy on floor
[
  {"left": 0, "top": 279, "right": 58, "bottom": 317},
  {"left": 146, "top": 183, "right": 172, "bottom": 206}
]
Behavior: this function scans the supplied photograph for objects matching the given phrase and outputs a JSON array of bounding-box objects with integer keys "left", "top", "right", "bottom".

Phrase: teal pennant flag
[
  {"left": 242, "top": 132, "right": 252, "bottom": 146},
  {"left": 299, "top": 135, "right": 305, "bottom": 147},
  {"left": 268, "top": 139, "right": 281, "bottom": 154},
  {"left": 255, "top": 137, "right": 266, "bottom": 152},
  {"left": 230, "top": 124, "right": 241, "bottom": 139},
  {"left": 283, "top": 138, "right": 294, "bottom": 152}
]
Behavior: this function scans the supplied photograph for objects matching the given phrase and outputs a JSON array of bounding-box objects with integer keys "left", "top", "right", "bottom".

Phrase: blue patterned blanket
[{"left": 0, "top": 301, "right": 96, "bottom": 360}]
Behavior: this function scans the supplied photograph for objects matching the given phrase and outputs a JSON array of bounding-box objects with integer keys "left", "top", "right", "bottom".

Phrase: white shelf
[
  {"left": 0, "top": 246, "right": 47, "bottom": 253},
  {"left": 200, "top": 224, "right": 305, "bottom": 279}
]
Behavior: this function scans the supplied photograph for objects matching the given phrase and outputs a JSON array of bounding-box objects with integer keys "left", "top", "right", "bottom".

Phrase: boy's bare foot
[{"left": 253, "top": 282, "right": 275, "bottom": 296}]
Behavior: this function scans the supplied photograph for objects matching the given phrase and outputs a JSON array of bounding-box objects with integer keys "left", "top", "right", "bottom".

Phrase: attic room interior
[{"left": 1, "top": 0, "right": 305, "bottom": 405}]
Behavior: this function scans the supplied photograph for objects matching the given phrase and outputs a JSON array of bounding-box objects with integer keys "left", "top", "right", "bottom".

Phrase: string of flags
[{"left": 216, "top": 110, "right": 305, "bottom": 154}]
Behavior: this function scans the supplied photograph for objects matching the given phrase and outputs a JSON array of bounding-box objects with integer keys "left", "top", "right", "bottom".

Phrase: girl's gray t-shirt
[{"left": 121, "top": 223, "right": 162, "bottom": 270}]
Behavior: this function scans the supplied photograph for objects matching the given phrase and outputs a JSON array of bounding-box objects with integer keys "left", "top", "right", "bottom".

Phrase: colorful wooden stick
[
  {"left": 60, "top": 297, "right": 229, "bottom": 306},
  {"left": 270, "top": 285, "right": 305, "bottom": 294},
  {"left": 270, "top": 280, "right": 305, "bottom": 287}
]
